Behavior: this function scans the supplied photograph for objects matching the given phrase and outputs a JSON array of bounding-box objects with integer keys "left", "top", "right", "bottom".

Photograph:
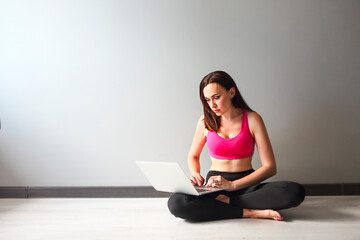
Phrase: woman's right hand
[{"left": 190, "top": 173, "right": 205, "bottom": 186}]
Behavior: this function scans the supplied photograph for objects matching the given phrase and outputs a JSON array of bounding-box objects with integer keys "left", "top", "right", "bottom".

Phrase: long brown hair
[{"left": 199, "top": 70, "right": 254, "bottom": 131}]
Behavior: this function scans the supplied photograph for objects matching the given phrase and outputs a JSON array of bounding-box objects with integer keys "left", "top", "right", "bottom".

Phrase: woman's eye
[{"left": 214, "top": 96, "right": 220, "bottom": 99}]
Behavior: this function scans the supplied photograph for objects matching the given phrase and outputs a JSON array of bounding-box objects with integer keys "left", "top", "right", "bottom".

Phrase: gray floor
[{"left": 0, "top": 196, "right": 359, "bottom": 240}]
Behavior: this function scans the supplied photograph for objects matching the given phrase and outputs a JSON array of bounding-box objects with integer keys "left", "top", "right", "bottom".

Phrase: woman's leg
[
  {"left": 215, "top": 194, "right": 284, "bottom": 220},
  {"left": 167, "top": 170, "right": 250, "bottom": 222},
  {"left": 167, "top": 169, "right": 305, "bottom": 221},
  {"left": 229, "top": 181, "right": 306, "bottom": 210},
  {"left": 167, "top": 192, "right": 243, "bottom": 222}
]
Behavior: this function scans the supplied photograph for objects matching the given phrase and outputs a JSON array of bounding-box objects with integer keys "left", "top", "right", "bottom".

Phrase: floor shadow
[
  {"left": 183, "top": 196, "right": 360, "bottom": 223},
  {"left": 280, "top": 196, "right": 360, "bottom": 222}
]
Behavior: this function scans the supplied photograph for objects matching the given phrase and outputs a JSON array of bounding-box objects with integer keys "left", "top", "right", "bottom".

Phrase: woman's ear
[{"left": 229, "top": 87, "right": 236, "bottom": 98}]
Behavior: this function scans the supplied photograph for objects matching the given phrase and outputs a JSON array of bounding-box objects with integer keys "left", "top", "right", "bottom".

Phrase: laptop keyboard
[{"left": 196, "top": 187, "right": 212, "bottom": 192}]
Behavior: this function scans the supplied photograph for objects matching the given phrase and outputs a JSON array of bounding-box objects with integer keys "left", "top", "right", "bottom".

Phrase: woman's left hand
[{"left": 205, "top": 176, "right": 235, "bottom": 191}]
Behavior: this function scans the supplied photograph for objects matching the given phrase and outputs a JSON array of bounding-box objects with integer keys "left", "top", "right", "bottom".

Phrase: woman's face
[{"left": 203, "top": 83, "right": 235, "bottom": 116}]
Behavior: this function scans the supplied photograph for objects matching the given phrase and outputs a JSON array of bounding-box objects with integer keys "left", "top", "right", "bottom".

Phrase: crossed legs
[{"left": 167, "top": 181, "right": 305, "bottom": 222}]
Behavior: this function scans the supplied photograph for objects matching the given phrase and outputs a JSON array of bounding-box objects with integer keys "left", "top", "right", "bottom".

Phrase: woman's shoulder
[
  {"left": 246, "top": 110, "right": 264, "bottom": 136},
  {"left": 246, "top": 110, "right": 262, "bottom": 122},
  {"left": 196, "top": 115, "right": 208, "bottom": 136}
]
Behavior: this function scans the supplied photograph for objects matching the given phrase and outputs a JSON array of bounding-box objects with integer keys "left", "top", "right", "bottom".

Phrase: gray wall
[{"left": 0, "top": 0, "right": 359, "bottom": 186}]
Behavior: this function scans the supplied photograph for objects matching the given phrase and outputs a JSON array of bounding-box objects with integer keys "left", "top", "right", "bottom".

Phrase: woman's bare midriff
[{"left": 210, "top": 156, "right": 253, "bottom": 172}]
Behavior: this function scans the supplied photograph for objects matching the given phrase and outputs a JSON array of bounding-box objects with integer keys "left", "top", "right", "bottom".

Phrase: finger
[
  {"left": 207, "top": 176, "right": 214, "bottom": 183},
  {"left": 212, "top": 178, "right": 220, "bottom": 188},
  {"left": 206, "top": 179, "right": 214, "bottom": 187},
  {"left": 190, "top": 176, "right": 197, "bottom": 185},
  {"left": 196, "top": 178, "right": 201, "bottom": 186},
  {"left": 204, "top": 178, "right": 211, "bottom": 187},
  {"left": 199, "top": 177, "right": 204, "bottom": 186},
  {"left": 209, "top": 176, "right": 219, "bottom": 182},
  {"left": 199, "top": 177, "right": 205, "bottom": 186},
  {"left": 195, "top": 178, "right": 201, "bottom": 186}
]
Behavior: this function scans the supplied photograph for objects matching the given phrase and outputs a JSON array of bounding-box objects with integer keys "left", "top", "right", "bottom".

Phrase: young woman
[{"left": 167, "top": 70, "right": 305, "bottom": 222}]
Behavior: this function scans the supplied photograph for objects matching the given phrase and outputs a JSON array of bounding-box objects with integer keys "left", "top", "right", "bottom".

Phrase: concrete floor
[{"left": 0, "top": 196, "right": 359, "bottom": 240}]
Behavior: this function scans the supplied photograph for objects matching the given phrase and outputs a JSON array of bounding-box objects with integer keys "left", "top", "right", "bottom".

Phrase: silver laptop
[{"left": 136, "top": 161, "right": 223, "bottom": 196}]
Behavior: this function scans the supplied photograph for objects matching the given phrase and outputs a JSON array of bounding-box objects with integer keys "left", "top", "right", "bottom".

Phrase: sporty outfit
[{"left": 167, "top": 109, "right": 305, "bottom": 222}]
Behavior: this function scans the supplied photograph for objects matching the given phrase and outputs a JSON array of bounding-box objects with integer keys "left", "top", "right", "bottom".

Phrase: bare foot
[
  {"left": 215, "top": 194, "right": 230, "bottom": 204},
  {"left": 243, "top": 209, "right": 283, "bottom": 221}
]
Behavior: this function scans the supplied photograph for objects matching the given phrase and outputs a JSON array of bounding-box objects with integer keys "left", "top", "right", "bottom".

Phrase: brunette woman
[{"left": 167, "top": 71, "right": 305, "bottom": 222}]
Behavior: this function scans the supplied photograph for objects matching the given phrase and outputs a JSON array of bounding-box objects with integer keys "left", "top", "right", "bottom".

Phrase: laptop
[{"left": 136, "top": 161, "right": 223, "bottom": 196}]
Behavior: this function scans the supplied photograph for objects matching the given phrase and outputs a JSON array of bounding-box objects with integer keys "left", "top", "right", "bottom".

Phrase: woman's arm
[
  {"left": 188, "top": 115, "right": 207, "bottom": 186},
  {"left": 229, "top": 112, "right": 277, "bottom": 191}
]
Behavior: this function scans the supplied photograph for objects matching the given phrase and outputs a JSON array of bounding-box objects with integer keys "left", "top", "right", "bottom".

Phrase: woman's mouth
[{"left": 214, "top": 109, "right": 220, "bottom": 113}]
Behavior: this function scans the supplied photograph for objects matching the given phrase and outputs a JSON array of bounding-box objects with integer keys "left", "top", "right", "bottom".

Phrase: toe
[{"left": 272, "top": 211, "right": 283, "bottom": 221}]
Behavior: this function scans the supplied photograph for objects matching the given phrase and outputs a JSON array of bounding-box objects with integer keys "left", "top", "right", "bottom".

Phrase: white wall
[{"left": 0, "top": 0, "right": 359, "bottom": 186}]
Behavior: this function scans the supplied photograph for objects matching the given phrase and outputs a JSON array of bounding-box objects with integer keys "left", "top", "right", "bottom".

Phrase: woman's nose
[{"left": 211, "top": 100, "right": 217, "bottom": 108}]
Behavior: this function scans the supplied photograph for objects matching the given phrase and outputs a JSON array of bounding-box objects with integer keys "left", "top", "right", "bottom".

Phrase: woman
[{"left": 167, "top": 70, "right": 305, "bottom": 222}]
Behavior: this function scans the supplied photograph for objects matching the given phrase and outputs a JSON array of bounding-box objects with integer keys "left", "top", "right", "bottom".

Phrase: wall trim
[{"left": 0, "top": 184, "right": 359, "bottom": 198}]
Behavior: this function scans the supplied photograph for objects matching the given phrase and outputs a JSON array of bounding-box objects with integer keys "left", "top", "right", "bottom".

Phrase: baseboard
[
  {"left": 303, "top": 183, "right": 360, "bottom": 196},
  {"left": 0, "top": 184, "right": 359, "bottom": 198},
  {"left": 0, "top": 186, "right": 172, "bottom": 198}
]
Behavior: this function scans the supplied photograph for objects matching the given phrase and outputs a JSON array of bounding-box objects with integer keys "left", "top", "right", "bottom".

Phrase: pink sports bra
[{"left": 207, "top": 109, "right": 255, "bottom": 160}]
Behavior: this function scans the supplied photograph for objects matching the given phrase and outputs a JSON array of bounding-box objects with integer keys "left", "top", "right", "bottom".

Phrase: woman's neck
[{"left": 221, "top": 107, "right": 242, "bottom": 122}]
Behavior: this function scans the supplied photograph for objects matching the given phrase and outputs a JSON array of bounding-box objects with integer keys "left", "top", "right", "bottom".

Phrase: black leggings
[{"left": 167, "top": 169, "right": 306, "bottom": 222}]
